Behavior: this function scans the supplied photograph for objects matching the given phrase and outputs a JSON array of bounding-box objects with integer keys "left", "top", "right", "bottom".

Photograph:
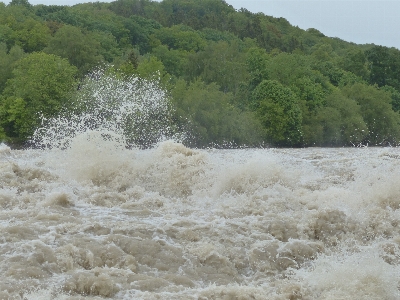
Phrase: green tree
[
  {"left": 171, "top": 79, "right": 263, "bottom": 147},
  {"left": 266, "top": 52, "right": 332, "bottom": 111},
  {"left": 200, "top": 28, "right": 240, "bottom": 44},
  {"left": 0, "top": 123, "right": 6, "bottom": 141},
  {"left": 71, "top": 3, "right": 131, "bottom": 43},
  {"left": 0, "top": 43, "right": 25, "bottom": 92},
  {"left": 91, "top": 30, "right": 121, "bottom": 63},
  {"left": 365, "top": 46, "right": 400, "bottom": 90},
  {"left": 245, "top": 47, "right": 269, "bottom": 91},
  {"left": 342, "top": 83, "right": 400, "bottom": 145},
  {"left": 252, "top": 80, "right": 302, "bottom": 146},
  {"left": 291, "top": 76, "right": 327, "bottom": 112},
  {"left": 314, "top": 90, "right": 368, "bottom": 146},
  {"left": 381, "top": 85, "right": 400, "bottom": 112},
  {"left": 366, "top": 45, "right": 390, "bottom": 87},
  {"left": 153, "top": 0, "right": 235, "bottom": 30},
  {"left": 109, "top": 0, "right": 154, "bottom": 18},
  {"left": 0, "top": 52, "right": 77, "bottom": 142},
  {"left": 186, "top": 40, "right": 248, "bottom": 94},
  {"left": 45, "top": 24, "right": 102, "bottom": 75},
  {"left": 12, "top": 18, "right": 50, "bottom": 52},
  {"left": 340, "top": 48, "right": 369, "bottom": 80},
  {"left": 152, "top": 24, "right": 207, "bottom": 52},
  {"left": 133, "top": 55, "right": 170, "bottom": 85},
  {"left": 0, "top": 24, "right": 14, "bottom": 50},
  {"left": 9, "top": 0, "right": 32, "bottom": 8},
  {"left": 151, "top": 44, "right": 188, "bottom": 78},
  {"left": 123, "top": 15, "right": 162, "bottom": 53},
  {"left": 119, "top": 54, "right": 172, "bottom": 88}
]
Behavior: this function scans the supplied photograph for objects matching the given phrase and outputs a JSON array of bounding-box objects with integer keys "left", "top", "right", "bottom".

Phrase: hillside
[{"left": 1, "top": 0, "right": 400, "bottom": 147}]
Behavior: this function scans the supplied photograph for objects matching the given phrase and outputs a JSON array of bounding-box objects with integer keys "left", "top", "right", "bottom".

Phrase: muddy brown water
[{"left": 1, "top": 141, "right": 400, "bottom": 299}]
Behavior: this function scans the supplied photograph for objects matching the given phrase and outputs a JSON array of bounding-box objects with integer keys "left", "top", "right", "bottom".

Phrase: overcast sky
[{"left": 2, "top": 0, "right": 398, "bottom": 49}]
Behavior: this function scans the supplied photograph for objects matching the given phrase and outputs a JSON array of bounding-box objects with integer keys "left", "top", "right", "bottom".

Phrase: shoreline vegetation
[{"left": 1, "top": 0, "right": 400, "bottom": 148}]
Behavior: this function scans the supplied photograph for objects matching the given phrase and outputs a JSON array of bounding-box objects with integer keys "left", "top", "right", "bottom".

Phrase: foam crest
[
  {"left": 293, "top": 247, "right": 400, "bottom": 299},
  {"left": 62, "top": 130, "right": 132, "bottom": 184},
  {"left": 214, "top": 153, "right": 296, "bottom": 196},
  {"left": 0, "top": 142, "right": 11, "bottom": 155}
]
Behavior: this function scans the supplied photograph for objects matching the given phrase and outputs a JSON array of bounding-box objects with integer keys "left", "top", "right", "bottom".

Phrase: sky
[{"left": 2, "top": 0, "right": 399, "bottom": 49}]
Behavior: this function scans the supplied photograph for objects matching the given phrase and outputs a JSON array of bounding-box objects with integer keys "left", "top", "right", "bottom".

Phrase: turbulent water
[
  {"left": 1, "top": 74, "right": 400, "bottom": 299},
  {"left": 2, "top": 143, "right": 400, "bottom": 299}
]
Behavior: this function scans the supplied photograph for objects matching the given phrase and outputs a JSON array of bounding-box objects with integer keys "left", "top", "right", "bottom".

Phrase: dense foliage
[{"left": 1, "top": 0, "right": 400, "bottom": 147}]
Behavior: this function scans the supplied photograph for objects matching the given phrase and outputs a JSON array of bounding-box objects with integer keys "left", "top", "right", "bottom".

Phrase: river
[{"left": 1, "top": 140, "right": 400, "bottom": 299}]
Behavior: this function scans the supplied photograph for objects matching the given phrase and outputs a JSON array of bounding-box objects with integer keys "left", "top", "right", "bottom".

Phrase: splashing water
[{"left": 31, "top": 69, "right": 178, "bottom": 150}]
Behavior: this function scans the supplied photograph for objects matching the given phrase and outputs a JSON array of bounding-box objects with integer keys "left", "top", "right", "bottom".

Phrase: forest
[{"left": 1, "top": 0, "right": 400, "bottom": 148}]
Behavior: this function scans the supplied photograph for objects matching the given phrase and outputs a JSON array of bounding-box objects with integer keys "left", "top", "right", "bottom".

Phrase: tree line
[{"left": 1, "top": 0, "right": 400, "bottom": 147}]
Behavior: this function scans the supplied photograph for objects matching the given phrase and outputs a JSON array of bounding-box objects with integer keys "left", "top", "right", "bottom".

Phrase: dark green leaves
[
  {"left": 0, "top": 52, "right": 77, "bottom": 142},
  {"left": 252, "top": 80, "right": 302, "bottom": 146}
]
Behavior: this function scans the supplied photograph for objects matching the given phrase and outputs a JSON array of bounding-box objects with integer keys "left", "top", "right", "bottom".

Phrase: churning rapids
[{"left": 1, "top": 73, "right": 400, "bottom": 299}]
